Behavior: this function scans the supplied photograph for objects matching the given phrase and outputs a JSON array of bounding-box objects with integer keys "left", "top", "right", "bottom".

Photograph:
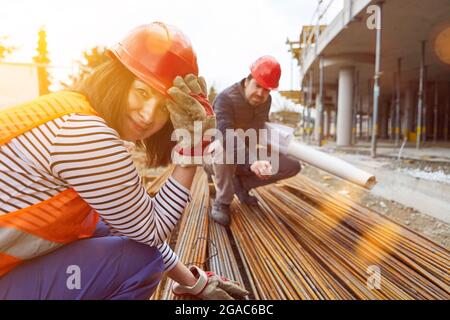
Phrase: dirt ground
[
  {"left": 300, "top": 163, "right": 450, "bottom": 249},
  {"left": 131, "top": 148, "right": 450, "bottom": 250}
]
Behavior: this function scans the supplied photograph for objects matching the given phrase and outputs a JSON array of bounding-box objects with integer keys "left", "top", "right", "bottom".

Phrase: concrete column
[
  {"left": 402, "top": 83, "right": 413, "bottom": 140},
  {"left": 352, "top": 69, "right": 359, "bottom": 145},
  {"left": 444, "top": 84, "right": 450, "bottom": 141},
  {"left": 324, "top": 108, "right": 330, "bottom": 138},
  {"left": 344, "top": 0, "right": 353, "bottom": 24},
  {"left": 336, "top": 67, "right": 355, "bottom": 146},
  {"left": 334, "top": 81, "right": 339, "bottom": 142},
  {"left": 423, "top": 66, "right": 428, "bottom": 143},
  {"left": 302, "top": 105, "right": 307, "bottom": 139},
  {"left": 380, "top": 101, "right": 389, "bottom": 139},
  {"left": 315, "top": 55, "right": 325, "bottom": 145},
  {"left": 395, "top": 58, "right": 402, "bottom": 146},
  {"left": 362, "top": 95, "right": 369, "bottom": 139},
  {"left": 359, "top": 96, "right": 364, "bottom": 139},
  {"left": 367, "top": 79, "right": 372, "bottom": 140},
  {"left": 433, "top": 82, "right": 439, "bottom": 143},
  {"left": 315, "top": 94, "right": 322, "bottom": 142},
  {"left": 371, "top": 1, "right": 383, "bottom": 157},
  {"left": 332, "top": 110, "right": 337, "bottom": 139},
  {"left": 307, "top": 72, "right": 313, "bottom": 141},
  {"left": 307, "top": 107, "right": 312, "bottom": 140},
  {"left": 390, "top": 96, "right": 396, "bottom": 140},
  {"left": 417, "top": 41, "right": 426, "bottom": 149},
  {"left": 352, "top": 105, "right": 357, "bottom": 145}
]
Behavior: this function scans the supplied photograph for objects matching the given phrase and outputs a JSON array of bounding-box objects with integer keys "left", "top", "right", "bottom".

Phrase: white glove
[{"left": 172, "top": 266, "right": 249, "bottom": 300}]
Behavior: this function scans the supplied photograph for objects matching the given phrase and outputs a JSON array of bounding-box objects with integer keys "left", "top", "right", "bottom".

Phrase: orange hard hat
[
  {"left": 109, "top": 22, "right": 199, "bottom": 97},
  {"left": 250, "top": 56, "right": 281, "bottom": 90}
]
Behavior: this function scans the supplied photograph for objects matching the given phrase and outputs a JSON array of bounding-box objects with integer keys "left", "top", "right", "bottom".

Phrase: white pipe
[
  {"left": 265, "top": 122, "right": 377, "bottom": 190},
  {"left": 286, "top": 140, "right": 377, "bottom": 189}
]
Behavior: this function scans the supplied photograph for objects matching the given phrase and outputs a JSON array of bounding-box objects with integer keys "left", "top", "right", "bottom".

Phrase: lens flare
[{"left": 434, "top": 26, "right": 450, "bottom": 65}]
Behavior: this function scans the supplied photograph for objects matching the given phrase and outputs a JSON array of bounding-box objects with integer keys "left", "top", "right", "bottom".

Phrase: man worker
[{"left": 207, "top": 56, "right": 301, "bottom": 226}]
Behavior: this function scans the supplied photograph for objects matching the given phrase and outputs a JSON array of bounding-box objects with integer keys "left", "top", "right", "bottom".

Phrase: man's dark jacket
[
  {"left": 212, "top": 79, "right": 272, "bottom": 170},
  {"left": 213, "top": 79, "right": 271, "bottom": 135}
]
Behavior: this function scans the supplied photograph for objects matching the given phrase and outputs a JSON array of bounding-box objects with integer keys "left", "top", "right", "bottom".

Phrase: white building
[{"left": 0, "top": 62, "right": 39, "bottom": 109}]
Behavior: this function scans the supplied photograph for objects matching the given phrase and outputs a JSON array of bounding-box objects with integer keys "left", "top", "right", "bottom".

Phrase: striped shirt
[{"left": 0, "top": 113, "right": 191, "bottom": 271}]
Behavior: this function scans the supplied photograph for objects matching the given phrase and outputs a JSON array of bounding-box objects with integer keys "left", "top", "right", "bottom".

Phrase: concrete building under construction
[{"left": 286, "top": 0, "right": 450, "bottom": 156}]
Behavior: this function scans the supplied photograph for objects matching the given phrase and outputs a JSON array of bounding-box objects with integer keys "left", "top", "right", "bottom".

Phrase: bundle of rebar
[
  {"left": 147, "top": 167, "right": 449, "bottom": 300},
  {"left": 150, "top": 168, "right": 210, "bottom": 300},
  {"left": 230, "top": 176, "right": 449, "bottom": 299},
  {"left": 230, "top": 193, "right": 356, "bottom": 299},
  {"left": 207, "top": 209, "right": 246, "bottom": 290}
]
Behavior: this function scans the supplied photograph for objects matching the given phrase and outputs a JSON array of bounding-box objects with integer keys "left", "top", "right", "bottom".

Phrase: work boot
[
  {"left": 210, "top": 202, "right": 231, "bottom": 226},
  {"left": 234, "top": 177, "right": 258, "bottom": 206}
]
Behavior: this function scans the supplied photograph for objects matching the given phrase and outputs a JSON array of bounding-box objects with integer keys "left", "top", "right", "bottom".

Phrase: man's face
[{"left": 244, "top": 78, "right": 271, "bottom": 106}]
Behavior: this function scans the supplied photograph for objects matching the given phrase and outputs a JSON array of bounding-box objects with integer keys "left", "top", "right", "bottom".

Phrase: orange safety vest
[{"left": 0, "top": 91, "right": 100, "bottom": 277}]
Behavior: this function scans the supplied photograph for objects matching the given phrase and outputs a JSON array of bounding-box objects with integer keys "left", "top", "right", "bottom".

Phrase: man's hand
[
  {"left": 172, "top": 266, "right": 249, "bottom": 300},
  {"left": 250, "top": 160, "right": 273, "bottom": 180}
]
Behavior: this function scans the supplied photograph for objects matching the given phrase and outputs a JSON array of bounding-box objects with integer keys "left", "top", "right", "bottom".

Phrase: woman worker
[{"left": 0, "top": 22, "right": 247, "bottom": 300}]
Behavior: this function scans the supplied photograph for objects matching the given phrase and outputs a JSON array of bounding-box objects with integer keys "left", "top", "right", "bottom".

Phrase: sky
[{"left": 0, "top": 0, "right": 343, "bottom": 110}]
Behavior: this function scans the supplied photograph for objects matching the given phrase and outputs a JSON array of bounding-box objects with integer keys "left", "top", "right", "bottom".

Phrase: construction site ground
[{"left": 315, "top": 140, "right": 450, "bottom": 249}]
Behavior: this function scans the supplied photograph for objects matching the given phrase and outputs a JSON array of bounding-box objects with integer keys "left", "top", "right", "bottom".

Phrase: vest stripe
[
  {"left": 0, "top": 91, "right": 96, "bottom": 145},
  {"left": 0, "top": 226, "right": 64, "bottom": 260},
  {"left": 0, "top": 253, "right": 21, "bottom": 277}
]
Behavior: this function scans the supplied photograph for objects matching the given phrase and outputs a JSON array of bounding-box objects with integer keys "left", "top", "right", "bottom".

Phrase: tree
[
  {"left": 62, "top": 46, "right": 109, "bottom": 88},
  {"left": 33, "top": 27, "right": 51, "bottom": 95},
  {"left": 0, "top": 36, "right": 16, "bottom": 61}
]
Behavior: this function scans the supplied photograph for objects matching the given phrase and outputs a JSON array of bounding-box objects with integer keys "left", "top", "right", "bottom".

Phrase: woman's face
[{"left": 123, "top": 79, "right": 170, "bottom": 141}]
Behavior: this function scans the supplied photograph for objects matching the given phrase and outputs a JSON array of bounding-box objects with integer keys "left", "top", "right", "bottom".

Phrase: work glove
[
  {"left": 166, "top": 74, "right": 216, "bottom": 166},
  {"left": 172, "top": 266, "right": 249, "bottom": 300}
]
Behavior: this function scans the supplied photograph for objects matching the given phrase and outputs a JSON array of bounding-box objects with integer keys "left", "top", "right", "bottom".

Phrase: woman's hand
[
  {"left": 172, "top": 266, "right": 249, "bottom": 300},
  {"left": 166, "top": 74, "right": 216, "bottom": 150}
]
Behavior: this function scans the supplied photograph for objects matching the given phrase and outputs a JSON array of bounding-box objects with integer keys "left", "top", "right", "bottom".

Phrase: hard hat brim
[{"left": 108, "top": 45, "right": 170, "bottom": 97}]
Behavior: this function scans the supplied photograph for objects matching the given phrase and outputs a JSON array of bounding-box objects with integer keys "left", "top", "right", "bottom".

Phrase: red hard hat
[
  {"left": 109, "top": 22, "right": 199, "bottom": 97},
  {"left": 250, "top": 56, "right": 281, "bottom": 90}
]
